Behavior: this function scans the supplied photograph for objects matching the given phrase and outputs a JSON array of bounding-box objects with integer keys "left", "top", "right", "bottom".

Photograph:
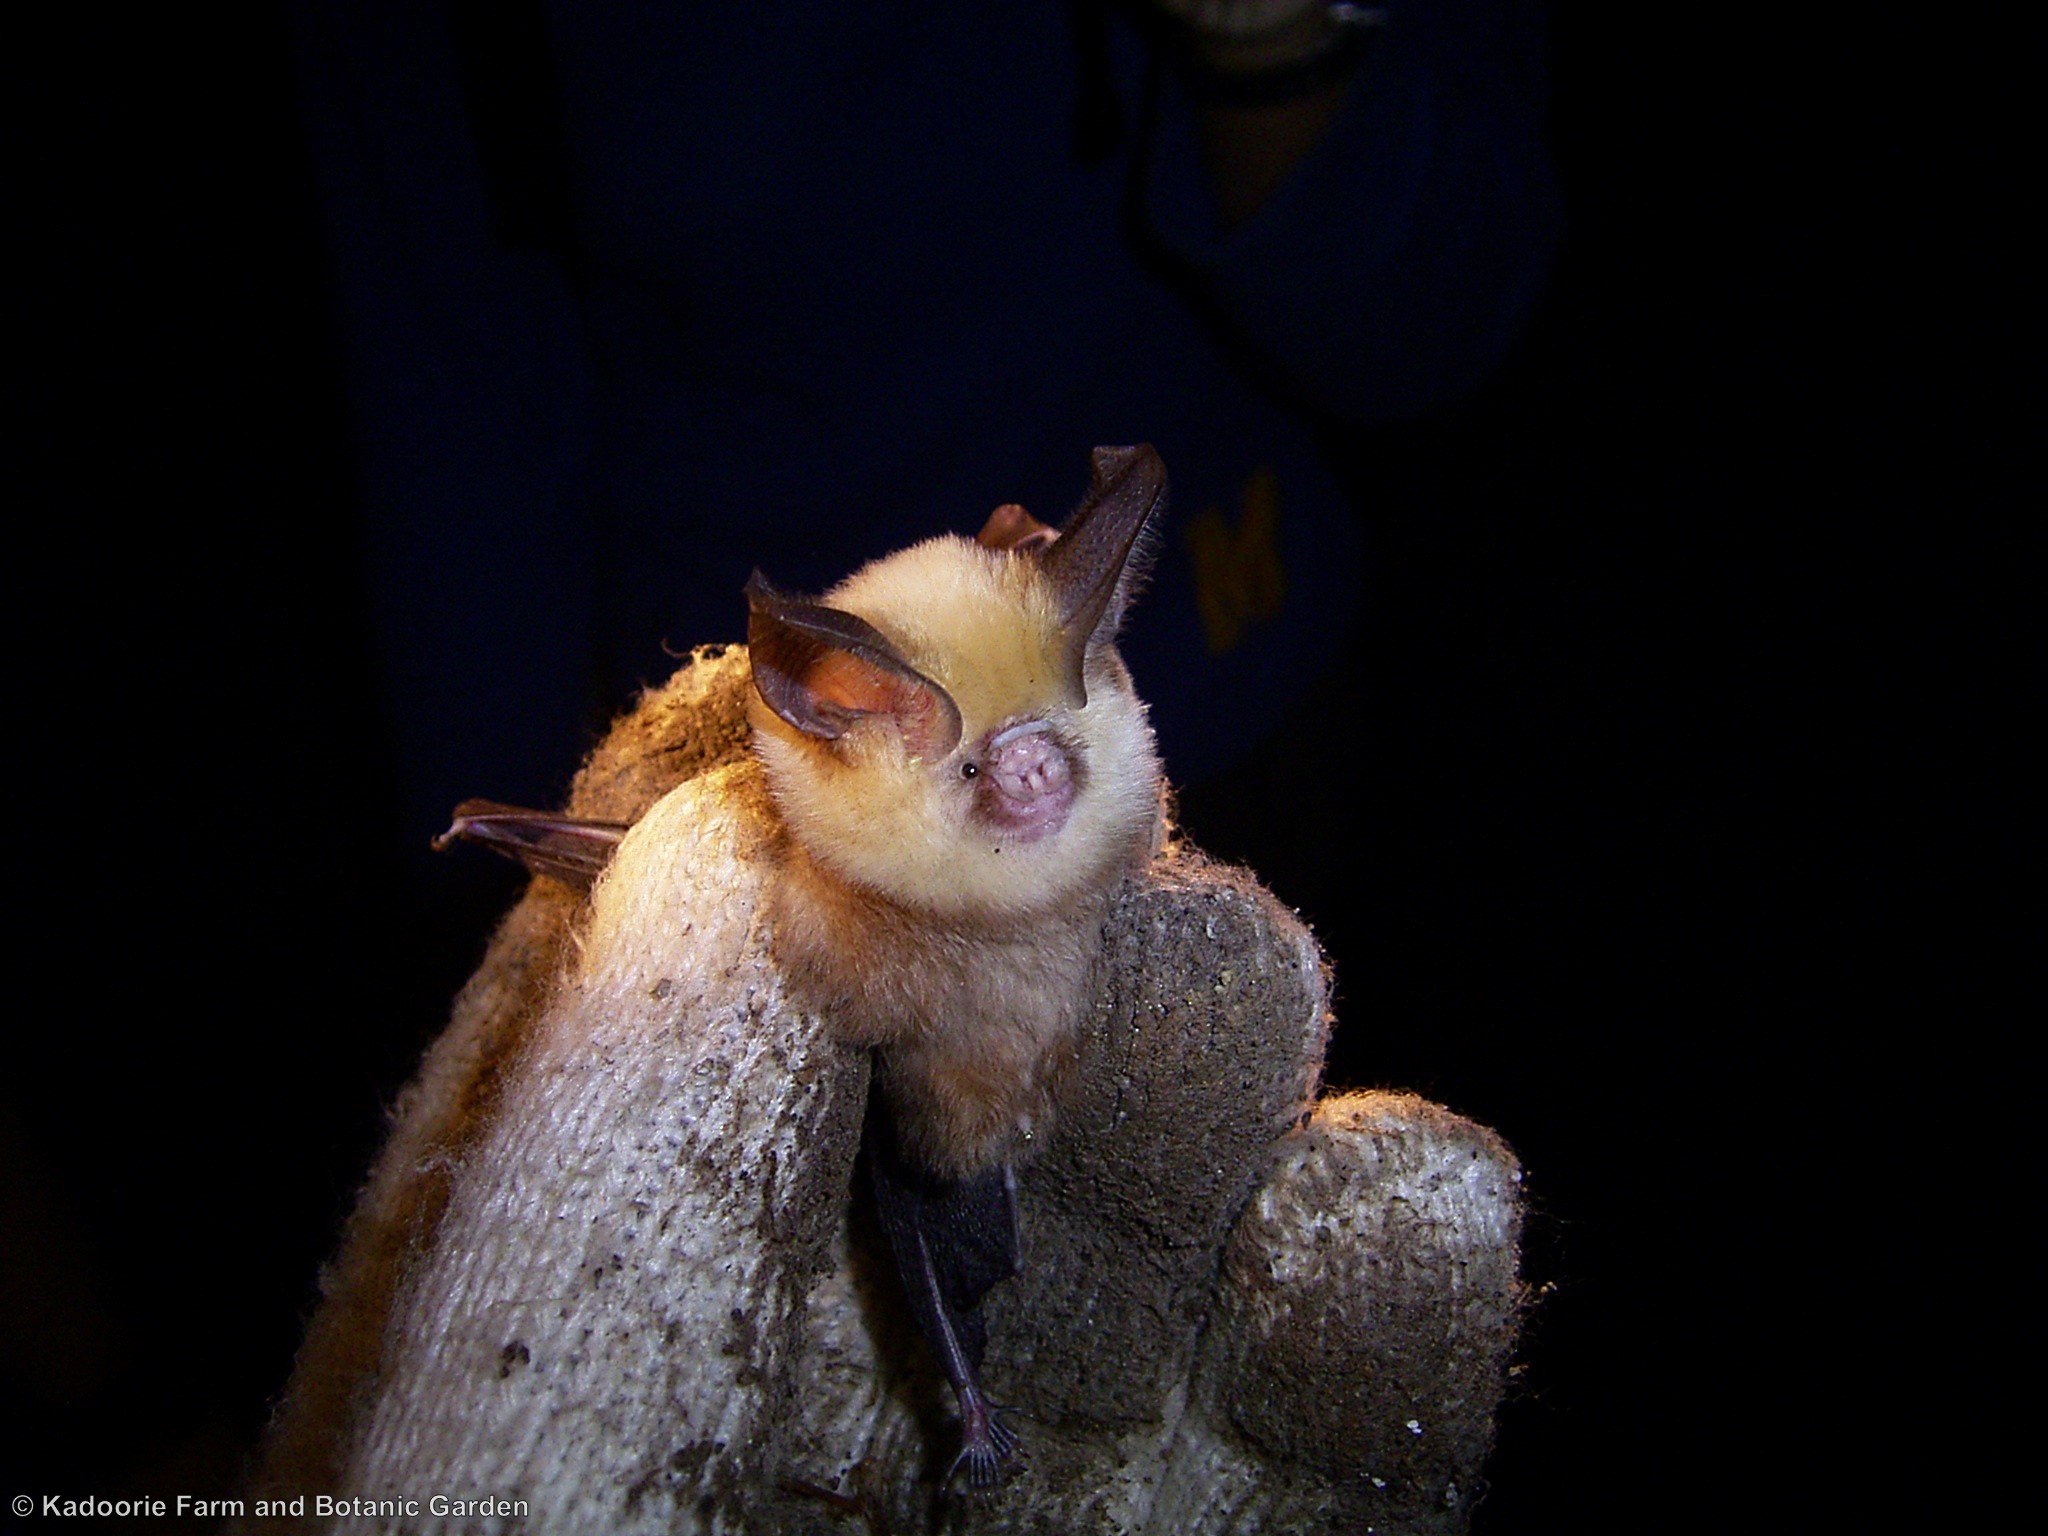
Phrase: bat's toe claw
[
  {"left": 945, "top": 1432, "right": 1021, "bottom": 1492},
  {"left": 945, "top": 1394, "right": 1025, "bottom": 1491}
]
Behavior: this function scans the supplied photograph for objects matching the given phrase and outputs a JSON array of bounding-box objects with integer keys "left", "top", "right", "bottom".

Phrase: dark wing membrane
[
  {"left": 432, "top": 798, "right": 629, "bottom": 890},
  {"left": 862, "top": 1093, "right": 1024, "bottom": 1487}
]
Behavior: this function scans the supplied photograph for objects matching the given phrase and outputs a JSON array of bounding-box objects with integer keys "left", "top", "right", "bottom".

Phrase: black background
[{"left": 2, "top": 7, "right": 2012, "bottom": 1532}]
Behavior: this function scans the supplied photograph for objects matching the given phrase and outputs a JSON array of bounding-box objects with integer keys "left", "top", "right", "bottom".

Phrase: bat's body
[
  {"left": 746, "top": 461, "right": 1165, "bottom": 1180},
  {"left": 444, "top": 446, "right": 1168, "bottom": 1485}
]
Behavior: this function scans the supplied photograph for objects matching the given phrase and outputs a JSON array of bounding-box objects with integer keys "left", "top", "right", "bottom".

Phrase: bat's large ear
[
  {"left": 746, "top": 571, "right": 964, "bottom": 759},
  {"left": 1043, "top": 444, "right": 1167, "bottom": 703},
  {"left": 975, "top": 502, "right": 1059, "bottom": 553}
]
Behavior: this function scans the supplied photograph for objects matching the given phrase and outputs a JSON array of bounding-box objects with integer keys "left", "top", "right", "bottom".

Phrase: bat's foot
[{"left": 944, "top": 1388, "right": 1023, "bottom": 1491}]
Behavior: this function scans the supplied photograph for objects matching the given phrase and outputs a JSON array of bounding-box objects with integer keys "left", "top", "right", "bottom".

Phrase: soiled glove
[{"left": 246, "top": 645, "right": 1523, "bottom": 1535}]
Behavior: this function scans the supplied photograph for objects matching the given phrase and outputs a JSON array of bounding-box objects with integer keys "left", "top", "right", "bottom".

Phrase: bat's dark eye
[{"left": 960, "top": 762, "right": 980, "bottom": 779}]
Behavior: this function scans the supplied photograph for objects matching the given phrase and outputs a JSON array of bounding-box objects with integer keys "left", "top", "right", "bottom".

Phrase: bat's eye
[{"left": 960, "top": 761, "right": 980, "bottom": 780}]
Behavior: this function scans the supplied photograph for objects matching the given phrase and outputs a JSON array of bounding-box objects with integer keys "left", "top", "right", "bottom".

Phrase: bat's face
[
  {"left": 747, "top": 447, "right": 1167, "bottom": 924},
  {"left": 750, "top": 535, "right": 1159, "bottom": 922}
]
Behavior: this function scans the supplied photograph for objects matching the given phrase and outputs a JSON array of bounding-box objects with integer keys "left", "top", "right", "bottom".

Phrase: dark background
[{"left": 2, "top": 7, "right": 2009, "bottom": 1532}]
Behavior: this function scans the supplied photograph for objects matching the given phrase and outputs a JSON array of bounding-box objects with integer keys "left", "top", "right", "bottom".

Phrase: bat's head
[{"left": 747, "top": 445, "right": 1166, "bottom": 921}]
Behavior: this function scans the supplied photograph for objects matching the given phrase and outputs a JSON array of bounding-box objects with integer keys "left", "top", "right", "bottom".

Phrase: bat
[{"left": 442, "top": 444, "right": 1168, "bottom": 1488}]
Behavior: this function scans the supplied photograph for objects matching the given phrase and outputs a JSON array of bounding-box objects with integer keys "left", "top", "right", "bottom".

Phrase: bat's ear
[
  {"left": 746, "top": 571, "right": 964, "bottom": 759},
  {"left": 1043, "top": 444, "right": 1167, "bottom": 702},
  {"left": 975, "top": 502, "right": 1059, "bottom": 553}
]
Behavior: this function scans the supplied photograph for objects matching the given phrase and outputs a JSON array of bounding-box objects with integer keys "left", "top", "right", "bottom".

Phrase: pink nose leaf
[{"left": 974, "top": 720, "right": 1074, "bottom": 843}]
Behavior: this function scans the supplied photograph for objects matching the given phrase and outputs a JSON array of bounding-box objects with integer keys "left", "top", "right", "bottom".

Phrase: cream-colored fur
[
  {"left": 748, "top": 533, "right": 1162, "bottom": 1175},
  {"left": 751, "top": 535, "right": 1160, "bottom": 922}
]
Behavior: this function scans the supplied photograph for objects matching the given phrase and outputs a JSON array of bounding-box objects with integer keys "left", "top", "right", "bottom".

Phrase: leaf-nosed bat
[{"left": 441, "top": 444, "right": 1168, "bottom": 1487}]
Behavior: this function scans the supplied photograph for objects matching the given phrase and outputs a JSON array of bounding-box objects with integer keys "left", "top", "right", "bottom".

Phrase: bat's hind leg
[{"left": 863, "top": 1094, "right": 1027, "bottom": 1488}]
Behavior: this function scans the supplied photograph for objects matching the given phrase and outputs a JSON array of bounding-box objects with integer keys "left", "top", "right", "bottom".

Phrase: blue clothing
[{"left": 287, "top": 0, "right": 1558, "bottom": 829}]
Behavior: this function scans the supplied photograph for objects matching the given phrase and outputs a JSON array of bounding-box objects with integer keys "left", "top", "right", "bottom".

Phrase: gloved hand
[{"left": 246, "top": 645, "right": 1522, "bottom": 1535}]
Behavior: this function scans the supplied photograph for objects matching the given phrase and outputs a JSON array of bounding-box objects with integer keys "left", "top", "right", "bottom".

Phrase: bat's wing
[
  {"left": 432, "top": 799, "right": 630, "bottom": 890},
  {"left": 863, "top": 1096, "right": 1023, "bottom": 1488}
]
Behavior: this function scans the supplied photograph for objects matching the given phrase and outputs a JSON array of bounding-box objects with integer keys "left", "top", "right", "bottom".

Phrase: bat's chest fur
[{"left": 768, "top": 843, "right": 1109, "bottom": 1178}]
